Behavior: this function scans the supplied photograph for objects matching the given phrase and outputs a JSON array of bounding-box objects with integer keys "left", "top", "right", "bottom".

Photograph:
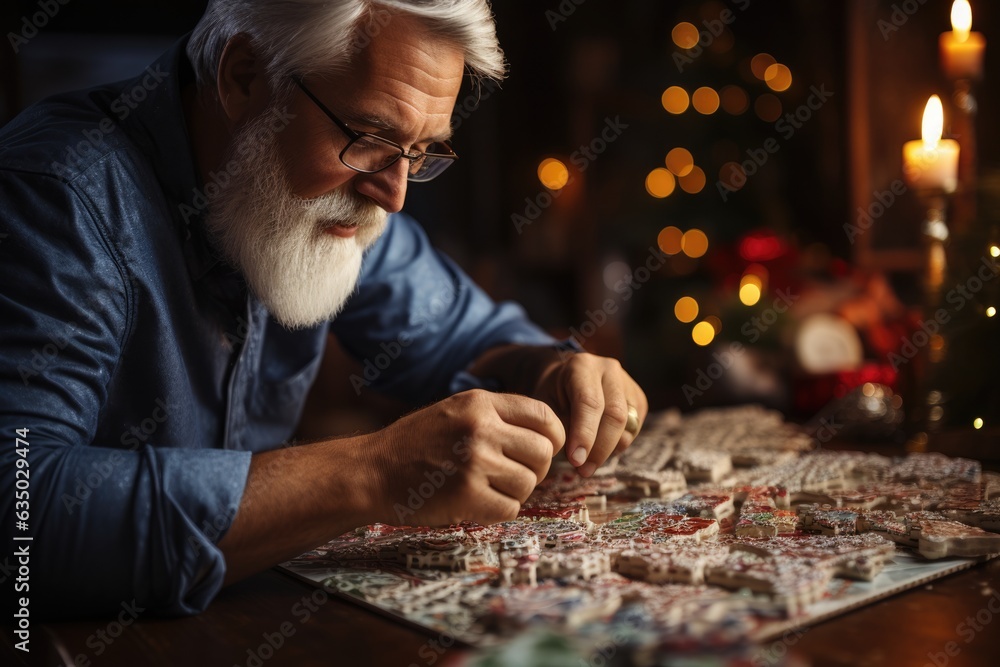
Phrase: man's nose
[{"left": 352, "top": 159, "right": 409, "bottom": 213}]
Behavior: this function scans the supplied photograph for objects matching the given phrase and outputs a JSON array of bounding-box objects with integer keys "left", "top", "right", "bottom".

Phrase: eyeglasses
[{"left": 291, "top": 75, "right": 458, "bottom": 183}]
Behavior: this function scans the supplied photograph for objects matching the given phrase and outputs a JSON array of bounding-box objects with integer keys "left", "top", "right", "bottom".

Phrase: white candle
[
  {"left": 940, "top": 0, "right": 985, "bottom": 80},
  {"left": 903, "top": 96, "right": 960, "bottom": 193}
]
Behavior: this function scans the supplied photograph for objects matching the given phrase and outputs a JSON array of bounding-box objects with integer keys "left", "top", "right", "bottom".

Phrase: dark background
[{"left": 3, "top": 0, "right": 998, "bottom": 425}]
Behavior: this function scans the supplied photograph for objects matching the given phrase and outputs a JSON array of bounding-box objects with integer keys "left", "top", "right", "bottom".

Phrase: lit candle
[
  {"left": 903, "top": 96, "right": 960, "bottom": 193},
  {"left": 939, "top": 0, "right": 985, "bottom": 80}
]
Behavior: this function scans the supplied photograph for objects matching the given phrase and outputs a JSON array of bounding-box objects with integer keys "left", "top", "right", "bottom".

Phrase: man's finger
[
  {"left": 578, "top": 376, "right": 629, "bottom": 476},
  {"left": 484, "top": 456, "right": 540, "bottom": 504},
  {"left": 562, "top": 367, "right": 606, "bottom": 469},
  {"left": 499, "top": 430, "right": 556, "bottom": 482},
  {"left": 492, "top": 393, "right": 566, "bottom": 456}
]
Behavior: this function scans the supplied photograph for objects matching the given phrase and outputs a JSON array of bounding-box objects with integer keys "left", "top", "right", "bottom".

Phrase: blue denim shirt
[{"left": 0, "top": 38, "right": 555, "bottom": 618}]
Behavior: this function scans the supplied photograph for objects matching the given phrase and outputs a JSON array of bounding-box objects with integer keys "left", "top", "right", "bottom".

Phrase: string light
[
  {"left": 681, "top": 229, "right": 709, "bottom": 258},
  {"left": 739, "top": 283, "right": 761, "bottom": 306},
  {"left": 764, "top": 63, "right": 793, "bottom": 92},
  {"left": 672, "top": 22, "right": 699, "bottom": 49},
  {"left": 692, "top": 321, "right": 716, "bottom": 346},
  {"left": 679, "top": 166, "right": 707, "bottom": 194},
  {"left": 537, "top": 158, "right": 569, "bottom": 190},
  {"left": 675, "top": 296, "right": 699, "bottom": 323},
  {"left": 751, "top": 53, "right": 776, "bottom": 80},
  {"left": 657, "top": 226, "right": 684, "bottom": 255},
  {"left": 665, "top": 148, "right": 694, "bottom": 177},
  {"left": 692, "top": 87, "right": 720, "bottom": 115},
  {"left": 662, "top": 86, "right": 689, "bottom": 114},
  {"left": 645, "top": 168, "right": 676, "bottom": 198}
]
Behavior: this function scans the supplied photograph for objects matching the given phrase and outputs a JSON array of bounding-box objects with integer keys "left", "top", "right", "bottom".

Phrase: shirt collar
[{"left": 121, "top": 34, "right": 221, "bottom": 282}]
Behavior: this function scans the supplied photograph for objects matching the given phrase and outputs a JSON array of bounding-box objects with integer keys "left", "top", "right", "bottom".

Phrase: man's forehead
[{"left": 319, "top": 14, "right": 466, "bottom": 139}]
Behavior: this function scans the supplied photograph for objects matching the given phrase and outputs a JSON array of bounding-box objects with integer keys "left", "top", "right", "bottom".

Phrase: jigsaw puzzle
[{"left": 281, "top": 406, "right": 1000, "bottom": 654}]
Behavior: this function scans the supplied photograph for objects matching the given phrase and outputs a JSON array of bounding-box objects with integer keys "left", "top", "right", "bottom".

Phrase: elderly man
[{"left": 0, "top": 0, "right": 646, "bottom": 618}]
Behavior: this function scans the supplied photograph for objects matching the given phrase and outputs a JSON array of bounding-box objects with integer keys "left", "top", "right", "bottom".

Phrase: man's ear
[{"left": 215, "top": 33, "right": 269, "bottom": 125}]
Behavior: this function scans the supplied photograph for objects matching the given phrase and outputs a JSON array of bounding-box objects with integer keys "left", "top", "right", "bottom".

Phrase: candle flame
[
  {"left": 922, "top": 95, "right": 944, "bottom": 150},
  {"left": 951, "top": 0, "right": 972, "bottom": 42}
]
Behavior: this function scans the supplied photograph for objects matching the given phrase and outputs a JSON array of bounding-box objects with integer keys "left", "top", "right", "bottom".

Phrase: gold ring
[{"left": 625, "top": 405, "right": 640, "bottom": 435}]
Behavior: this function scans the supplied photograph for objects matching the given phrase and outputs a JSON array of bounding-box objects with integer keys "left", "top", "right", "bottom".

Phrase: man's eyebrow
[{"left": 343, "top": 111, "right": 454, "bottom": 144}]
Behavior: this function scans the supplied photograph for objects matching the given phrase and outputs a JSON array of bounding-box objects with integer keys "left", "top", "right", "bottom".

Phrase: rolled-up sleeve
[
  {"left": 0, "top": 171, "right": 251, "bottom": 619},
  {"left": 331, "top": 212, "right": 557, "bottom": 403}
]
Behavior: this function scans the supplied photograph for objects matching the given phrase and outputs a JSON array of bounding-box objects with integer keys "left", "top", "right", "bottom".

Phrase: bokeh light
[
  {"left": 991, "top": 245, "right": 1000, "bottom": 258},
  {"left": 974, "top": 417, "right": 984, "bottom": 430},
  {"left": 657, "top": 226, "right": 684, "bottom": 255},
  {"left": 751, "top": 53, "right": 776, "bottom": 80},
  {"left": 537, "top": 158, "right": 569, "bottom": 190},
  {"left": 988, "top": 306, "right": 997, "bottom": 318},
  {"left": 739, "top": 283, "right": 761, "bottom": 306},
  {"left": 674, "top": 296, "right": 699, "bottom": 323},
  {"left": 678, "top": 166, "right": 707, "bottom": 194},
  {"left": 764, "top": 63, "right": 793, "bottom": 92},
  {"left": 720, "top": 85, "right": 749, "bottom": 115},
  {"left": 672, "top": 22, "right": 699, "bottom": 49},
  {"left": 705, "top": 315, "right": 722, "bottom": 334},
  {"left": 645, "top": 168, "right": 676, "bottom": 198},
  {"left": 662, "top": 86, "right": 690, "bottom": 114},
  {"left": 665, "top": 148, "right": 695, "bottom": 177},
  {"left": 692, "top": 321, "right": 716, "bottom": 346},
  {"left": 681, "top": 229, "right": 709, "bottom": 258},
  {"left": 602, "top": 261, "right": 632, "bottom": 290},
  {"left": 755, "top": 94, "right": 782, "bottom": 122},
  {"left": 692, "top": 87, "right": 720, "bottom": 115}
]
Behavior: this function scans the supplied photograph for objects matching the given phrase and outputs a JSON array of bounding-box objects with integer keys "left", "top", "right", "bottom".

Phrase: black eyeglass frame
[{"left": 290, "top": 75, "right": 458, "bottom": 183}]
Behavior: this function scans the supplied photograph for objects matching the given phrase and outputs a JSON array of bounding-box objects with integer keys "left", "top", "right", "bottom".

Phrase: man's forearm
[{"left": 218, "top": 436, "right": 383, "bottom": 585}]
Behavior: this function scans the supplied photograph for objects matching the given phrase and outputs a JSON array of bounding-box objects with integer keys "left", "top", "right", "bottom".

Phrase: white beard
[{"left": 204, "top": 104, "right": 388, "bottom": 329}]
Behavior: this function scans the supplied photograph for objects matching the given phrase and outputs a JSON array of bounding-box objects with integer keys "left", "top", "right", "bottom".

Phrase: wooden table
[
  {"left": 5, "top": 436, "right": 1000, "bottom": 667},
  {"left": 4, "top": 554, "right": 999, "bottom": 666}
]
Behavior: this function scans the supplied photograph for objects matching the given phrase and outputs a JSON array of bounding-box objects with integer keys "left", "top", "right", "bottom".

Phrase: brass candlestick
[{"left": 907, "top": 191, "right": 952, "bottom": 447}]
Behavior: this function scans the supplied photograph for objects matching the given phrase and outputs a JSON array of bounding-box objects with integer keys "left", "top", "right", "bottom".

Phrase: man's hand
[
  {"left": 468, "top": 345, "right": 648, "bottom": 477},
  {"left": 530, "top": 352, "right": 647, "bottom": 477},
  {"left": 362, "top": 389, "right": 565, "bottom": 526}
]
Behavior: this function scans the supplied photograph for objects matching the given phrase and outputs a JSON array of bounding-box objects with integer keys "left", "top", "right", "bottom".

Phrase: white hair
[{"left": 187, "top": 0, "right": 505, "bottom": 94}]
